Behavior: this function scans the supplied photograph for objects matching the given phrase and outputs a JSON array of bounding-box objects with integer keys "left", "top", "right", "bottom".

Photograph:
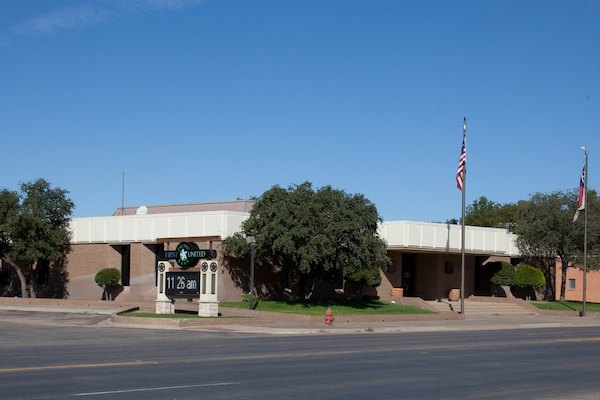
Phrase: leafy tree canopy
[
  {"left": 94, "top": 268, "right": 121, "bottom": 288},
  {"left": 515, "top": 263, "right": 546, "bottom": 289},
  {"left": 222, "top": 182, "right": 390, "bottom": 299},
  {"left": 457, "top": 189, "right": 599, "bottom": 301},
  {"left": 0, "top": 189, "right": 19, "bottom": 256},
  {"left": 490, "top": 262, "right": 516, "bottom": 286},
  {"left": 94, "top": 268, "right": 122, "bottom": 301},
  {"left": 0, "top": 179, "right": 74, "bottom": 298},
  {"left": 464, "top": 196, "right": 519, "bottom": 229},
  {"left": 515, "top": 189, "right": 600, "bottom": 300}
]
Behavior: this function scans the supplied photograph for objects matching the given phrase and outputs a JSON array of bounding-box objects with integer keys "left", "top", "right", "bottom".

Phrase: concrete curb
[
  {"left": 4, "top": 298, "right": 600, "bottom": 335},
  {"left": 105, "top": 316, "right": 600, "bottom": 335},
  {"left": 108, "top": 309, "right": 463, "bottom": 332}
]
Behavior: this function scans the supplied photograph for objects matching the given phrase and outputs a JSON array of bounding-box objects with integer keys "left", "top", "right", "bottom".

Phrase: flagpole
[
  {"left": 121, "top": 172, "right": 125, "bottom": 216},
  {"left": 461, "top": 118, "right": 467, "bottom": 315},
  {"left": 582, "top": 146, "right": 588, "bottom": 317}
]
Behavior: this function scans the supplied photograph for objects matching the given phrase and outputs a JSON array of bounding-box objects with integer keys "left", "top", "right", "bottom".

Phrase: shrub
[
  {"left": 515, "top": 263, "right": 546, "bottom": 289},
  {"left": 490, "top": 262, "right": 516, "bottom": 286},
  {"left": 94, "top": 268, "right": 121, "bottom": 288},
  {"left": 241, "top": 292, "right": 259, "bottom": 309},
  {"left": 95, "top": 268, "right": 121, "bottom": 300}
]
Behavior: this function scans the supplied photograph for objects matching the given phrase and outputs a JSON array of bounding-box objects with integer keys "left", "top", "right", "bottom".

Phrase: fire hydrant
[{"left": 324, "top": 307, "right": 334, "bottom": 325}]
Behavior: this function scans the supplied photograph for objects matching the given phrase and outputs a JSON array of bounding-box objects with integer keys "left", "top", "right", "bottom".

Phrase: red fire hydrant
[{"left": 324, "top": 307, "right": 334, "bottom": 325}]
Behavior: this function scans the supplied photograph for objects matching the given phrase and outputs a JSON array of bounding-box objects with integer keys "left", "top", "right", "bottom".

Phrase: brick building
[
  {"left": 67, "top": 201, "right": 249, "bottom": 302},
  {"left": 555, "top": 261, "right": 600, "bottom": 302},
  {"left": 0, "top": 200, "right": 524, "bottom": 301},
  {"left": 59, "top": 200, "right": 521, "bottom": 303}
]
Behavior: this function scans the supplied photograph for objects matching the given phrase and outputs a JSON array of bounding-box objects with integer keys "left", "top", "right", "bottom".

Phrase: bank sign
[{"left": 159, "top": 242, "right": 217, "bottom": 269}]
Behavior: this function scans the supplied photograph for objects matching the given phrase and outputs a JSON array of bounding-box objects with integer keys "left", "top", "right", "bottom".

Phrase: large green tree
[
  {"left": 514, "top": 190, "right": 600, "bottom": 300},
  {"left": 0, "top": 179, "right": 74, "bottom": 298},
  {"left": 515, "top": 263, "right": 546, "bottom": 300},
  {"left": 464, "top": 196, "right": 519, "bottom": 229},
  {"left": 222, "top": 182, "right": 390, "bottom": 299}
]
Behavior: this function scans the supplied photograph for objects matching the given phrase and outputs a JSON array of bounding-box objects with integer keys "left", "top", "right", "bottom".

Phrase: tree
[
  {"left": 222, "top": 182, "right": 390, "bottom": 299},
  {"left": 465, "top": 196, "right": 500, "bottom": 226},
  {"left": 0, "top": 179, "right": 74, "bottom": 298},
  {"left": 570, "top": 189, "right": 600, "bottom": 268},
  {"left": 490, "top": 261, "right": 516, "bottom": 298},
  {"left": 514, "top": 190, "right": 600, "bottom": 301},
  {"left": 490, "top": 262, "right": 516, "bottom": 287},
  {"left": 94, "top": 268, "right": 121, "bottom": 301},
  {"left": 465, "top": 196, "right": 519, "bottom": 229},
  {"left": 515, "top": 263, "right": 546, "bottom": 300},
  {"left": 0, "top": 189, "right": 20, "bottom": 256}
]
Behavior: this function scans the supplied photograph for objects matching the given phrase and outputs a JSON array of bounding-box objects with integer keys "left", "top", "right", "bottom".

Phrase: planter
[{"left": 448, "top": 288, "right": 460, "bottom": 301}]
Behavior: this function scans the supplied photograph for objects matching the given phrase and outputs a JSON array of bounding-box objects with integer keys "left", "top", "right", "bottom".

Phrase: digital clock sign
[{"left": 165, "top": 271, "right": 200, "bottom": 297}]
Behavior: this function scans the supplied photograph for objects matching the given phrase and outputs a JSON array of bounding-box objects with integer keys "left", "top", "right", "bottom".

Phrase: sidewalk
[
  {"left": 2, "top": 297, "right": 600, "bottom": 335},
  {"left": 0, "top": 297, "right": 142, "bottom": 315}
]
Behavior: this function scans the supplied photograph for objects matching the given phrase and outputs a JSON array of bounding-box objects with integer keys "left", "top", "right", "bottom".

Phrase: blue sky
[{"left": 1, "top": 0, "right": 599, "bottom": 222}]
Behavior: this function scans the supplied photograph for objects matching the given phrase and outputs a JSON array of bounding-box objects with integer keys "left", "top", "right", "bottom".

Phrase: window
[{"left": 568, "top": 279, "right": 576, "bottom": 290}]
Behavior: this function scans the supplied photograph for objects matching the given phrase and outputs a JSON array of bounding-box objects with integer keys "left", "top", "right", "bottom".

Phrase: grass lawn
[
  {"left": 120, "top": 310, "right": 201, "bottom": 318},
  {"left": 531, "top": 300, "right": 600, "bottom": 312},
  {"left": 118, "top": 300, "right": 434, "bottom": 318},
  {"left": 219, "top": 299, "right": 434, "bottom": 315}
]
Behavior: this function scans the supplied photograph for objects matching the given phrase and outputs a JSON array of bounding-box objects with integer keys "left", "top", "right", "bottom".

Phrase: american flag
[
  {"left": 456, "top": 119, "right": 467, "bottom": 191},
  {"left": 573, "top": 162, "right": 586, "bottom": 222}
]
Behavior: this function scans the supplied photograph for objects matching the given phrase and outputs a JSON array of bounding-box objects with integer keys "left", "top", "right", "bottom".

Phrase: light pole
[
  {"left": 245, "top": 235, "right": 256, "bottom": 310},
  {"left": 581, "top": 146, "right": 588, "bottom": 317}
]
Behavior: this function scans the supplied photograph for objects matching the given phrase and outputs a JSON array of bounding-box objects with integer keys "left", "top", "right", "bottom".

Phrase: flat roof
[
  {"left": 70, "top": 212, "right": 520, "bottom": 257},
  {"left": 113, "top": 200, "right": 254, "bottom": 216}
]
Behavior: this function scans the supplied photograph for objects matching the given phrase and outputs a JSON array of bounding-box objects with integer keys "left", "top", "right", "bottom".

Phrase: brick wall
[
  {"left": 67, "top": 242, "right": 512, "bottom": 303},
  {"left": 67, "top": 240, "right": 246, "bottom": 303},
  {"left": 380, "top": 252, "right": 479, "bottom": 301},
  {"left": 556, "top": 261, "right": 600, "bottom": 302},
  {"left": 128, "top": 243, "right": 158, "bottom": 301},
  {"left": 378, "top": 252, "right": 403, "bottom": 300},
  {"left": 67, "top": 244, "right": 121, "bottom": 300}
]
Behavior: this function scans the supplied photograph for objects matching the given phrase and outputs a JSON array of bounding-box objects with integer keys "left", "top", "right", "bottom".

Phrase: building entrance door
[
  {"left": 474, "top": 256, "right": 500, "bottom": 295},
  {"left": 401, "top": 253, "right": 416, "bottom": 297}
]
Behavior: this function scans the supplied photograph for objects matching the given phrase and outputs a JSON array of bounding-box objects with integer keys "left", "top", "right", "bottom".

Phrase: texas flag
[{"left": 573, "top": 163, "right": 586, "bottom": 222}]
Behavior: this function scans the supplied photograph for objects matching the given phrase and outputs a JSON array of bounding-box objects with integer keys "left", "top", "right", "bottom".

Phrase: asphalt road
[{"left": 1, "top": 312, "right": 600, "bottom": 399}]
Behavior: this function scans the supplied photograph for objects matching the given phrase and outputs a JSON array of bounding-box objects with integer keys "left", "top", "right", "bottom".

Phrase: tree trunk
[
  {"left": 501, "top": 285, "right": 514, "bottom": 298},
  {"left": 14, "top": 264, "right": 28, "bottom": 298},
  {"left": 306, "top": 277, "right": 317, "bottom": 300},
  {"left": 546, "top": 272, "right": 555, "bottom": 300},
  {"left": 297, "top": 274, "right": 306, "bottom": 300},
  {"left": 29, "top": 260, "right": 38, "bottom": 298},
  {"left": 560, "top": 258, "right": 567, "bottom": 301},
  {"left": 546, "top": 259, "right": 555, "bottom": 300},
  {"left": 2, "top": 256, "right": 29, "bottom": 298}
]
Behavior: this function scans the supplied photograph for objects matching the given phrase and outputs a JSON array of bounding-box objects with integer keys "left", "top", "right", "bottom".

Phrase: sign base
[
  {"left": 155, "top": 299, "right": 175, "bottom": 314},
  {"left": 198, "top": 300, "right": 219, "bottom": 317}
]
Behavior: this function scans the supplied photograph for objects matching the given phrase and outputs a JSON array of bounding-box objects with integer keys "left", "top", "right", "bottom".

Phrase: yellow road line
[
  {"left": 73, "top": 382, "right": 241, "bottom": 397},
  {"left": 0, "top": 360, "right": 158, "bottom": 374},
  {"left": 557, "top": 337, "right": 600, "bottom": 343}
]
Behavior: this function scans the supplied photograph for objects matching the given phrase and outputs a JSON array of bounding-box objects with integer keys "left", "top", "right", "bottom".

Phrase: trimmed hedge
[
  {"left": 94, "top": 268, "right": 121, "bottom": 288},
  {"left": 490, "top": 262, "right": 516, "bottom": 286},
  {"left": 515, "top": 263, "right": 545, "bottom": 288}
]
